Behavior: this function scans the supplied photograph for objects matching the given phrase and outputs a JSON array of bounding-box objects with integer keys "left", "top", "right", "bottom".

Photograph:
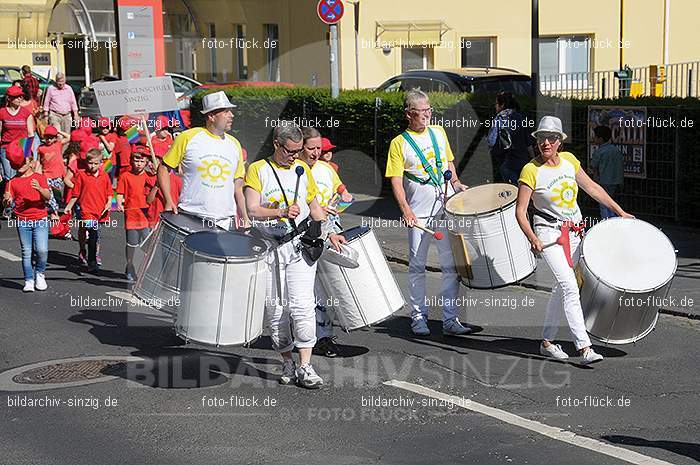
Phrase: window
[
  {"left": 538, "top": 36, "right": 591, "bottom": 89},
  {"left": 264, "top": 24, "right": 280, "bottom": 81},
  {"left": 207, "top": 23, "right": 217, "bottom": 81},
  {"left": 401, "top": 47, "right": 434, "bottom": 73},
  {"left": 235, "top": 24, "right": 248, "bottom": 80},
  {"left": 461, "top": 38, "right": 495, "bottom": 67}
]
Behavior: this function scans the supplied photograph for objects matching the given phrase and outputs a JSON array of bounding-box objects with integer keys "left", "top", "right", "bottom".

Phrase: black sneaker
[{"left": 314, "top": 337, "right": 341, "bottom": 358}]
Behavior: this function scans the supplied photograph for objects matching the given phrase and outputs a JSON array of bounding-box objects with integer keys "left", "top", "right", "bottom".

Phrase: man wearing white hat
[{"left": 157, "top": 91, "right": 249, "bottom": 229}]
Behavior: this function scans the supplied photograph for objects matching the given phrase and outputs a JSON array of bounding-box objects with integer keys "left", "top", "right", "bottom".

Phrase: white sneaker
[
  {"left": 540, "top": 342, "right": 569, "bottom": 359},
  {"left": 411, "top": 316, "right": 430, "bottom": 336},
  {"left": 443, "top": 318, "right": 475, "bottom": 336},
  {"left": 580, "top": 347, "right": 604, "bottom": 365},
  {"left": 279, "top": 359, "right": 297, "bottom": 385},
  {"left": 23, "top": 280, "right": 35, "bottom": 292},
  {"left": 296, "top": 364, "right": 323, "bottom": 389},
  {"left": 35, "top": 273, "right": 47, "bottom": 291}
]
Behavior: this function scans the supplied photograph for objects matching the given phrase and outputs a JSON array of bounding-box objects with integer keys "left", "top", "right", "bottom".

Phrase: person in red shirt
[
  {"left": 114, "top": 117, "right": 135, "bottom": 180},
  {"left": 64, "top": 148, "right": 112, "bottom": 272},
  {"left": 320, "top": 137, "right": 339, "bottom": 172},
  {"left": 96, "top": 117, "right": 118, "bottom": 183},
  {"left": 150, "top": 115, "right": 174, "bottom": 159},
  {"left": 21, "top": 65, "right": 41, "bottom": 105},
  {"left": 146, "top": 166, "right": 182, "bottom": 229},
  {"left": 38, "top": 125, "right": 68, "bottom": 206},
  {"left": 117, "top": 147, "right": 155, "bottom": 280},
  {"left": 2, "top": 139, "right": 51, "bottom": 291},
  {"left": 0, "top": 85, "right": 35, "bottom": 185}
]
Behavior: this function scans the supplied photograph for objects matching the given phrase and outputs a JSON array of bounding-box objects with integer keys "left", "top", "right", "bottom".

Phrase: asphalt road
[{"left": 0, "top": 214, "right": 698, "bottom": 465}]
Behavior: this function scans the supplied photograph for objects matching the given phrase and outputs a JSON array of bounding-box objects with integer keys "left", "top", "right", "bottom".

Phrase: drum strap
[
  {"left": 265, "top": 158, "right": 299, "bottom": 234},
  {"left": 401, "top": 128, "right": 443, "bottom": 187}
]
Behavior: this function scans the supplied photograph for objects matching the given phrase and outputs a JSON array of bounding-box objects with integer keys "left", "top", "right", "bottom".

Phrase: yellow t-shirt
[
  {"left": 310, "top": 160, "right": 342, "bottom": 207},
  {"left": 385, "top": 125, "right": 454, "bottom": 180},
  {"left": 385, "top": 125, "right": 456, "bottom": 217},
  {"left": 245, "top": 158, "right": 318, "bottom": 235},
  {"left": 519, "top": 151, "right": 582, "bottom": 222},
  {"left": 162, "top": 127, "right": 245, "bottom": 219}
]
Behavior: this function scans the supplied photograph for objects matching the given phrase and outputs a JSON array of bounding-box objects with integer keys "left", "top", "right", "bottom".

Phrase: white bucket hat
[
  {"left": 201, "top": 91, "right": 237, "bottom": 114},
  {"left": 532, "top": 115, "right": 567, "bottom": 141}
]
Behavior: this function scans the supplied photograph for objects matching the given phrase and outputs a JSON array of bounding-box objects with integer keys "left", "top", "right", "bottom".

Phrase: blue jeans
[
  {"left": 600, "top": 184, "right": 620, "bottom": 219},
  {"left": 0, "top": 146, "right": 16, "bottom": 181},
  {"left": 17, "top": 218, "right": 49, "bottom": 281}
]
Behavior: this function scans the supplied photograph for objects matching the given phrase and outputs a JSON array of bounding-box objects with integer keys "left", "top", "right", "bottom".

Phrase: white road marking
[
  {"left": 384, "top": 380, "right": 674, "bottom": 465},
  {"left": 0, "top": 249, "right": 21, "bottom": 262},
  {"left": 105, "top": 290, "right": 141, "bottom": 305}
]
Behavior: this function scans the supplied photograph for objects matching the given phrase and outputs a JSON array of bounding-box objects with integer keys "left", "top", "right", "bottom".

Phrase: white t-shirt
[
  {"left": 385, "top": 125, "right": 455, "bottom": 217},
  {"left": 163, "top": 127, "right": 245, "bottom": 219},
  {"left": 245, "top": 158, "right": 318, "bottom": 237},
  {"left": 310, "top": 161, "right": 342, "bottom": 207},
  {"left": 518, "top": 151, "right": 583, "bottom": 223}
]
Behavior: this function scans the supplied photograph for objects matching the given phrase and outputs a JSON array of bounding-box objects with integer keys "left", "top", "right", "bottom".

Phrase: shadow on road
[
  {"left": 374, "top": 315, "right": 627, "bottom": 369},
  {"left": 602, "top": 435, "right": 700, "bottom": 462}
]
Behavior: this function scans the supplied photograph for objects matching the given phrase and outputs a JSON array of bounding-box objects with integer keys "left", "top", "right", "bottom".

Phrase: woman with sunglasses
[
  {"left": 0, "top": 85, "right": 35, "bottom": 190},
  {"left": 515, "top": 116, "right": 632, "bottom": 365}
]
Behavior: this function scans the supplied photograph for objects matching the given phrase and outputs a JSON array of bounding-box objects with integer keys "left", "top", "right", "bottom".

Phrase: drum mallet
[
  {"left": 328, "top": 183, "right": 347, "bottom": 209},
  {"left": 292, "top": 165, "right": 305, "bottom": 204},
  {"left": 443, "top": 170, "right": 452, "bottom": 200},
  {"left": 413, "top": 222, "right": 444, "bottom": 240}
]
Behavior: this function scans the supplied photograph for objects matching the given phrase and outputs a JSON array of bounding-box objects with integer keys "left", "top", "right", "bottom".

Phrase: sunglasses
[
  {"left": 279, "top": 144, "right": 303, "bottom": 156},
  {"left": 536, "top": 134, "right": 561, "bottom": 143}
]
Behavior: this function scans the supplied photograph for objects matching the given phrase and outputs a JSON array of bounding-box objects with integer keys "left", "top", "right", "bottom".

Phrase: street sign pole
[
  {"left": 318, "top": 0, "right": 344, "bottom": 98},
  {"left": 330, "top": 24, "right": 339, "bottom": 98}
]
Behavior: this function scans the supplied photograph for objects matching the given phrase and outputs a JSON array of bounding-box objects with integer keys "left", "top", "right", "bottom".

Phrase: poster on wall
[
  {"left": 115, "top": 0, "right": 165, "bottom": 79},
  {"left": 587, "top": 106, "right": 647, "bottom": 179}
]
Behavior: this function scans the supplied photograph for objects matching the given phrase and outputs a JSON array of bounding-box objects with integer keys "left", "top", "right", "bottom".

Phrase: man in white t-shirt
[
  {"left": 157, "top": 91, "right": 249, "bottom": 229},
  {"left": 386, "top": 89, "right": 474, "bottom": 337}
]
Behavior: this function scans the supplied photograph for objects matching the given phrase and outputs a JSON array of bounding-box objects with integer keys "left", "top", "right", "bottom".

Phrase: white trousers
[
  {"left": 264, "top": 239, "right": 318, "bottom": 353},
  {"left": 408, "top": 217, "right": 460, "bottom": 322},
  {"left": 314, "top": 279, "right": 334, "bottom": 339},
  {"left": 535, "top": 225, "right": 591, "bottom": 350}
]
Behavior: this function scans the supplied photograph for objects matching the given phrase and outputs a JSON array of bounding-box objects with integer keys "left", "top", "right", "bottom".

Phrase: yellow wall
[
  {"left": 164, "top": 0, "right": 329, "bottom": 85},
  {"left": 0, "top": 0, "right": 64, "bottom": 76}
]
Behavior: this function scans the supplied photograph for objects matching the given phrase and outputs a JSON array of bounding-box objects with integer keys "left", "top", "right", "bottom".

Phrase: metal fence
[{"left": 541, "top": 62, "right": 699, "bottom": 100}]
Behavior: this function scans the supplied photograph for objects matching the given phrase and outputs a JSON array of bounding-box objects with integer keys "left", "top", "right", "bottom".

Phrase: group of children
[{"left": 2, "top": 114, "right": 183, "bottom": 291}]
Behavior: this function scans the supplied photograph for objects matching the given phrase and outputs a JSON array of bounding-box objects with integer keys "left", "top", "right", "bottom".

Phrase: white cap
[
  {"left": 201, "top": 91, "right": 237, "bottom": 114},
  {"left": 532, "top": 115, "right": 568, "bottom": 141}
]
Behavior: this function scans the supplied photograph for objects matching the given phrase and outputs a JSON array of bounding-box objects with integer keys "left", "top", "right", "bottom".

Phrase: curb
[{"left": 384, "top": 253, "right": 699, "bottom": 321}]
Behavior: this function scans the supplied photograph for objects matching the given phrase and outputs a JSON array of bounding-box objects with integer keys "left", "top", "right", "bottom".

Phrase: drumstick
[
  {"left": 413, "top": 223, "right": 444, "bottom": 240},
  {"left": 443, "top": 170, "right": 452, "bottom": 200},
  {"left": 292, "top": 165, "right": 304, "bottom": 204},
  {"left": 328, "top": 183, "right": 346, "bottom": 208}
]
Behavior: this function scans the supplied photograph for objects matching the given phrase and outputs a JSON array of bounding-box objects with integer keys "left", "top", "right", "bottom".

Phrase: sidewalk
[{"left": 342, "top": 194, "right": 700, "bottom": 319}]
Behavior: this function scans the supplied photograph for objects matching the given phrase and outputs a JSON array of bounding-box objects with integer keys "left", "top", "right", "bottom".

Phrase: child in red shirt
[
  {"left": 146, "top": 167, "right": 182, "bottom": 229},
  {"left": 38, "top": 125, "right": 69, "bottom": 210},
  {"left": 64, "top": 149, "right": 112, "bottom": 272},
  {"left": 97, "top": 117, "right": 118, "bottom": 184},
  {"left": 116, "top": 147, "right": 155, "bottom": 281},
  {"left": 150, "top": 115, "right": 174, "bottom": 159},
  {"left": 2, "top": 139, "right": 51, "bottom": 291},
  {"left": 115, "top": 118, "right": 135, "bottom": 180}
]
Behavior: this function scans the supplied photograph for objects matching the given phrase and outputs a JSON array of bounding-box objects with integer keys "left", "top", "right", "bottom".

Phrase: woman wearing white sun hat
[{"left": 515, "top": 116, "right": 633, "bottom": 365}]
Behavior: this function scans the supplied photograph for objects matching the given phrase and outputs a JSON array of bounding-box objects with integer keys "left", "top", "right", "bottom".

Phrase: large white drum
[
  {"left": 578, "top": 218, "right": 676, "bottom": 344},
  {"left": 317, "top": 226, "right": 404, "bottom": 331},
  {"left": 175, "top": 231, "right": 269, "bottom": 346},
  {"left": 445, "top": 183, "right": 536, "bottom": 288},
  {"left": 134, "top": 212, "right": 221, "bottom": 313}
]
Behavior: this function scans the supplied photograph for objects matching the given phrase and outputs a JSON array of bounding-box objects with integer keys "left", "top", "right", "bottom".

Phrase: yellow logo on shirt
[
  {"left": 198, "top": 159, "right": 231, "bottom": 183},
  {"left": 551, "top": 181, "right": 578, "bottom": 209}
]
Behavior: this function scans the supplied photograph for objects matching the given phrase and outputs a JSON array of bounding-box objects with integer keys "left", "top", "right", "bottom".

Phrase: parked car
[
  {"left": 176, "top": 81, "right": 296, "bottom": 110},
  {"left": 78, "top": 72, "right": 201, "bottom": 118},
  {"left": 0, "top": 66, "right": 81, "bottom": 100},
  {"left": 375, "top": 67, "right": 532, "bottom": 95}
]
